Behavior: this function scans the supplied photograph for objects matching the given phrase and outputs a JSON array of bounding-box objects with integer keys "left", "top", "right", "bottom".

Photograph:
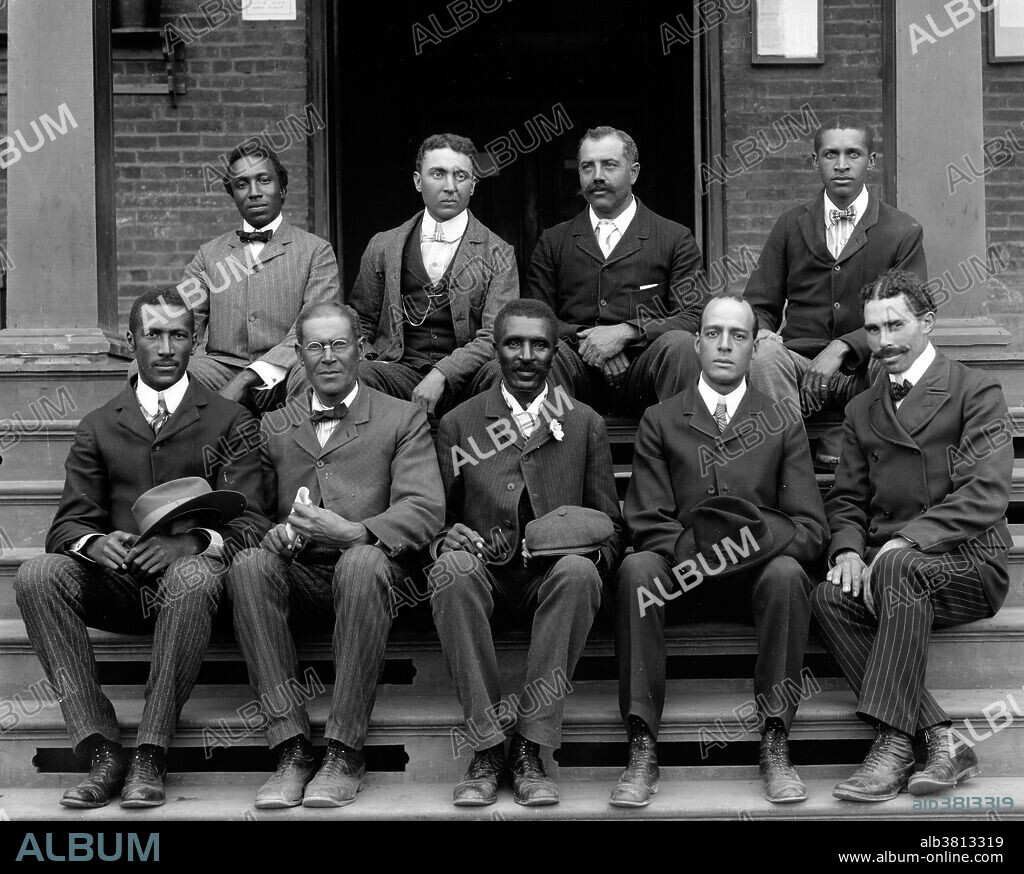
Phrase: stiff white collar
[
  {"left": 890, "top": 341, "right": 936, "bottom": 386},
  {"left": 242, "top": 213, "right": 284, "bottom": 234},
  {"left": 824, "top": 185, "right": 869, "bottom": 230},
  {"left": 697, "top": 373, "right": 747, "bottom": 421},
  {"left": 136, "top": 373, "right": 189, "bottom": 418},
  {"left": 421, "top": 209, "right": 469, "bottom": 243},
  {"left": 589, "top": 195, "right": 637, "bottom": 235}
]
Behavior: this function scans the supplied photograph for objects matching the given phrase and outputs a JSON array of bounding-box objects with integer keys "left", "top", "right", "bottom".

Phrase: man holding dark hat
[
  {"left": 613, "top": 291, "right": 828, "bottom": 807},
  {"left": 429, "top": 298, "right": 623, "bottom": 808},
  {"left": 14, "top": 288, "right": 269, "bottom": 809}
]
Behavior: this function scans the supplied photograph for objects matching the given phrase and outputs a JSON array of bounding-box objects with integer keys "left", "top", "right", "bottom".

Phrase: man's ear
[
  {"left": 867, "top": 152, "right": 877, "bottom": 171},
  {"left": 126, "top": 329, "right": 137, "bottom": 353},
  {"left": 811, "top": 153, "right": 821, "bottom": 171},
  {"left": 413, "top": 171, "right": 422, "bottom": 193},
  {"left": 357, "top": 336, "right": 366, "bottom": 360},
  {"left": 630, "top": 162, "right": 640, "bottom": 185},
  {"left": 921, "top": 311, "right": 936, "bottom": 335}
]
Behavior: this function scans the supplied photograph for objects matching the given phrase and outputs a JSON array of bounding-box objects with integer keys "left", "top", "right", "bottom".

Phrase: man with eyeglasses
[
  {"left": 226, "top": 301, "right": 444, "bottom": 809},
  {"left": 348, "top": 132, "right": 519, "bottom": 417}
]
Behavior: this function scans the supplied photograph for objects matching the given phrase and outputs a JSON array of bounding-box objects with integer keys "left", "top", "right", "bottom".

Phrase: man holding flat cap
[{"left": 614, "top": 291, "right": 827, "bottom": 807}]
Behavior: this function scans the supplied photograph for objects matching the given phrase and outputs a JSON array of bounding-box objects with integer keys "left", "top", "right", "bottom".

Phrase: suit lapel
[
  {"left": 796, "top": 194, "right": 835, "bottom": 265},
  {"left": 836, "top": 192, "right": 879, "bottom": 265},
  {"left": 869, "top": 376, "right": 918, "bottom": 449},
  {"left": 571, "top": 209, "right": 605, "bottom": 264},
  {"left": 896, "top": 351, "right": 952, "bottom": 437},
  {"left": 249, "top": 216, "right": 293, "bottom": 268},
  {"left": 446, "top": 211, "right": 483, "bottom": 324},
  {"left": 383, "top": 213, "right": 421, "bottom": 336},
  {"left": 115, "top": 380, "right": 155, "bottom": 442},
  {"left": 289, "top": 395, "right": 325, "bottom": 460},
  {"left": 154, "top": 381, "right": 203, "bottom": 444},
  {"left": 485, "top": 382, "right": 525, "bottom": 450},
  {"left": 681, "top": 386, "right": 722, "bottom": 440},
  {"left": 319, "top": 385, "right": 370, "bottom": 457}
]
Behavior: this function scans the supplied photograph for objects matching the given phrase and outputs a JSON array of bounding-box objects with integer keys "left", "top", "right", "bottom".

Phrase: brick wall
[
  {"left": 113, "top": 0, "right": 311, "bottom": 324},
  {"left": 982, "top": 22, "right": 1024, "bottom": 353},
  {"left": 718, "top": 0, "right": 885, "bottom": 292}
]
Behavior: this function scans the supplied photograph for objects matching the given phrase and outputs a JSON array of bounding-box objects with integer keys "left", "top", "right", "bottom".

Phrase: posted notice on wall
[{"left": 242, "top": 0, "right": 297, "bottom": 21}]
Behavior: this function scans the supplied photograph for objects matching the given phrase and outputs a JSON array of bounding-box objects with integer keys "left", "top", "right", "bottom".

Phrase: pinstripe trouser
[
  {"left": 14, "top": 553, "right": 223, "bottom": 751},
  {"left": 811, "top": 548, "right": 995, "bottom": 735},
  {"left": 225, "top": 545, "right": 403, "bottom": 750},
  {"left": 356, "top": 360, "right": 462, "bottom": 417}
]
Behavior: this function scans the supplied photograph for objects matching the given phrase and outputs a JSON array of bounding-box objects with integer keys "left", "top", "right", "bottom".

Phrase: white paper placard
[{"left": 242, "top": 0, "right": 297, "bottom": 21}]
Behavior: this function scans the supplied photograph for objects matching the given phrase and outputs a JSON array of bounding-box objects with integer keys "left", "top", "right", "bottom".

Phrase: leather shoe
[
  {"left": 255, "top": 735, "right": 318, "bottom": 809},
  {"left": 834, "top": 727, "right": 914, "bottom": 802},
  {"left": 120, "top": 744, "right": 167, "bottom": 808},
  {"left": 302, "top": 740, "right": 365, "bottom": 807},
  {"left": 610, "top": 716, "right": 659, "bottom": 807},
  {"left": 909, "top": 725, "right": 980, "bottom": 795},
  {"left": 759, "top": 723, "right": 806, "bottom": 804},
  {"left": 508, "top": 733, "right": 558, "bottom": 806},
  {"left": 453, "top": 743, "right": 505, "bottom": 806},
  {"left": 60, "top": 736, "right": 126, "bottom": 809}
]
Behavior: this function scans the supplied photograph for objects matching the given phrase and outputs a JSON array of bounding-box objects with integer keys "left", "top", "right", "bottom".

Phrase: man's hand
[
  {"left": 125, "top": 532, "right": 203, "bottom": 579},
  {"left": 577, "top": 324, "right": 640, "bottom": 366},
  {"left": 601, "top": 351, "right": 630, "bottom": 388},
  {"left": 220, "top": 369, "right": 261, "bottom": 404},
  {"left": 440, "top": 522, "right": 486, "bottom": 558},
  {"left": 86, "top": 531, "right": 138, "bottom": 571},
  {"left": 826, "top": 549, "right": 869, "bottom": 599},
  {"left": 287, "top": 502, "right": 368, "bottom": 549},
  {"left": 412, "top": 368, "right": 447, "bottom": 414},
  {"left": 756, "top": 328, "right": 783, "bottom": 343},
  {"left": 262, "top": 523, "right": 298, "bottom": 559},
  {"left": 800, "top": 339, "right": 849, "bottom": 413}
]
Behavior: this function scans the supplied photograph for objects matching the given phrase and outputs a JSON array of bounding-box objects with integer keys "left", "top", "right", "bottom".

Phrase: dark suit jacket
[
  {"left": 625, "top": 384, "right": 827, "bottom": 569},
  {"left": 527, "top": 197, "right": 708, "bottom": 343},
  {"left": 47, "top": 378, "right": 270, "bottom": 555},
  {"left": 744, "top": 189, "right": 926, "bottom": 368},
  {"left": 348, "top": 210, "right": 519, "bottom": 394},
  {"left": 827, "top": 351, "right": 1013, "bottom": 610},
  {"left": 259, "top": 385, "right": 444, "bottom": 560},
  {"left": 180, "top": 217, "right": 341, "bottom": 370},
  {"left": 436, "top": 382, "right": 624, "bottom": 569}
]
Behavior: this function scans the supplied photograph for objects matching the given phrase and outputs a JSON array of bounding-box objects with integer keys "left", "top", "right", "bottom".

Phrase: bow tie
[
  {"left": 236, "top": 228, "right": 273, "bottom": 244},
  {"left": 890, "top": 379, "right": 913, "bottom": 402},
  {"left": 422, "top": 227, "right": 447, "bottom": 243},
  {"left": 310, "top": 403, "right": 348, "bottom": 423},
  {"left": 829, "top": 206, "right": 856, "bottom": 225}
]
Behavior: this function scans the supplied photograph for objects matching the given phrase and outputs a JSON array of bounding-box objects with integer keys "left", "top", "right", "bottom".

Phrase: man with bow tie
[
  {"left": 744, "top": 116, "right": 926, "bottom": 422},
  {"left": 177, "top": 145, "right": 341, "bottom": 412},
  {"left": 348, "top": 132, "right": 519, "bottom": 417},
  {"left": 14, "top": 288, "right": 270, "bottom": 809},
  {"left": 226, "top": 301, "right": 444, "bottom": 808},
  {"left": 812, "top": 269, "right": 1013, "bottom": 802}
]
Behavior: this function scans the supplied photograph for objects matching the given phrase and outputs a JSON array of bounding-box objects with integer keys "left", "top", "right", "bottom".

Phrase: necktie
[
  {"left": 713, "top": 397, "right": 728, "bottom": 433},
  {"left": 310, "top": 403, "right": 348, "bottom": 423},
  {"left": 236, "top": 228, "right": 273, "bottom": 244},
  {"left": 424, "top": 224, "right": 446, "bottom": 243},
  {"left": 596, "top": 219, "right": 618, "bottom": 258},
  {"left": 829, "top": 206, "right": 857, "bottom": 225},
  {"left": 151, "top": 393, "right": 170, "bottom": 434},
  {"left": 890, "top": 379, "right": 913, "bottom": 402}
]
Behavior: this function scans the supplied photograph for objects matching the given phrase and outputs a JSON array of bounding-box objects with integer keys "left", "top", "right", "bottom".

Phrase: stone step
[
  {"left": 3, "top": 685, "right": 1022, "bottom": 784},
  {"left": 2, "top": 776, "right": 1022, "bottom": 821},
  {"left": 0, "top": 363, "right": 128, "bottom": 422}
]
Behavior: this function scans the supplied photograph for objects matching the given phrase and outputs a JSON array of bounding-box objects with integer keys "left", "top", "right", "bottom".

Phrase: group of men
[{"left": 14, "top": 117, "right": 1013, "bottom": 813}]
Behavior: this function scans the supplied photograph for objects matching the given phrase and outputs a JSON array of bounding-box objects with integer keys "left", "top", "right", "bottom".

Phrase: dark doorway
[{"left": 329, "top": 1, "right": 698, "bottom": 291}]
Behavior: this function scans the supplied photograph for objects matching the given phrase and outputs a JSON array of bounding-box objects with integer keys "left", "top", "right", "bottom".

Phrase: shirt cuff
[
  {"left": 69, "top": 533, "right": 103, "bottom": 562},
  {"left": 247, "top": 361, "right": 287, "bottom": 390},
  {"left": 190, "top": 528, "right": 224, "bottom": 558}
]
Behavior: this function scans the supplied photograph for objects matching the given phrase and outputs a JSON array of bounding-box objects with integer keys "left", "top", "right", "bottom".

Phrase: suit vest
[{"left": 400, "top": 223, "right": 459, "bottom": 370}]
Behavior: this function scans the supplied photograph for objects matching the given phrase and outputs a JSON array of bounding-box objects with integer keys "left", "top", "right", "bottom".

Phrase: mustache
[
  {"left": 872, "top": 345, "right": 910, "bottom": 359},
  {"left": 579, "top": 183, "right": 611, "bottom": 196}
]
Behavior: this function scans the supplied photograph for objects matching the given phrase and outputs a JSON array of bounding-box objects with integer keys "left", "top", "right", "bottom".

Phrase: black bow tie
[
  {"left": 890, "top": 379, "right": 913, "bottom": 402},
  {"left": 310, "top": 403, "right": 348, "bottom": 424},
  {"left": 236, "top": 228, "right": 273, "bottom": 244}
]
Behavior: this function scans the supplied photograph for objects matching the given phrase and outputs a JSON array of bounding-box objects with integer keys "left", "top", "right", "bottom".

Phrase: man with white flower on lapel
[{"left": 429, "top": 299, "right": 623, "bottom": 808}]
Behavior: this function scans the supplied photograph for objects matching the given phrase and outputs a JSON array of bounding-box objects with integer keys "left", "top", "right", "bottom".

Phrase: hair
[
  {"left": 295, "top": 301, "right": 363, "bottom": 347},
  {"left": 493, "top": 299, "right": 559, "bottom": 345},
  {"left": 860, "top": 268, "right": 937, "bottom": 317},
  {"left": 812, "top": 115, "right": 875, "bottom": 155},
  {"left": 415, "top": 133, "right": 478, "bottom": 173},
  {"left": 128, "top": 288, "right": 194, "bottom": 335},
  {"left": 698, "top": 291, "right": 759, "bottom": 338},
  {"left": 577, "top": 126, "right": 639, "bottom": 165},
  {"left": 221, "top": 144, "right": 289, "bottom": 194}
]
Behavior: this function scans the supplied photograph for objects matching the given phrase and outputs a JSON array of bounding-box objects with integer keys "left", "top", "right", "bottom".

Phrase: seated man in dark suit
[
  {"left": 349, "top": 132, "right": 519, "bottom": 417},
  {"left": 812, "top": 269, "right": 1013, "bottom": 802},
  {"left": 430, "top": 299, "right": 624, "bottom": 807},
  {"left": 744, "top": 116, "right": 926, "bottom": 420},
  {"left": 476, "top": 126, "right": 706, "bottom": 415},
  {"left": 14, "top": 288, "right": 270, "bottom": 809},
  {"left": 614, "top": 292, "right": 827, "bottom": 807},
  {"left": 178, "top": 145, "right": 341, "bottom": 411},
  {"left": 226, "top": 301, "right": 444, "bottom": 809}
]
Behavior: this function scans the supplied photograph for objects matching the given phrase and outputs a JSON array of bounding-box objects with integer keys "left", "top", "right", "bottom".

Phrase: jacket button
[
  {"left": 913, "top": 449, "right": 921, "bottom": 455},
  {"left": 154, "top": 445, "right": 161, "bottom": 451},
  {"left": 834, "top": 265, "right": 841, "bottom": 271},
  {"left": 507, "top": 483, "right": 515, "bottom": 491},
  {"left": 706, "top": 487, "right": 715, "bottom": 495},
  {"left": 249, "top": 315, "right": 257, "bottom": 322},
  {"left": 870, "top": 452, "right": 879, "bottom": 461},
  {"left": 919, "top": 504, "right": 927, "bottom": 513},
  {"left": 834, "top": 302, "right": 841, "bottom": 309},
  {"left": 599, "top": 299, "right": 608, "bottom": 307},
  {"left": 316, "top": 460, "right": 325, "bottom": 468}
]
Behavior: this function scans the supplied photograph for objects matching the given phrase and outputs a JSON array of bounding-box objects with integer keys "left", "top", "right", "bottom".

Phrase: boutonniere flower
[{"left": 549, "top": 419, "right": 564, "bottom": 441}]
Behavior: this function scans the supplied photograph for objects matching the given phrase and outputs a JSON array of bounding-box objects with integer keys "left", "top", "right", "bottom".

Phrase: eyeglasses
[{"left": 302, "top": 339, "right": 351, "bottom": 356}]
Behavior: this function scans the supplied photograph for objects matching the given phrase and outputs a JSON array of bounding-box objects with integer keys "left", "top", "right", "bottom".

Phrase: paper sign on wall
[{"left": 242, "top": 0, "right": 297, "bottom": 21}]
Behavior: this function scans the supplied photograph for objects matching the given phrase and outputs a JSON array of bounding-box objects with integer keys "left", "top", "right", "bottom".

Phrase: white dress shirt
[
  {"left": 312, "top": 383, "right": 359, "bottom": 447},
  {"left": 420, "top": 209, "right": 469, "bottom": 284},
  {"left": 501, "top": 382, "right": 549, "bottom": 439},
  {"left": 824, "top": 186, "right": 869, "bottom": 260},
  {"left": 589, "top": 195, "right": 637, "bottom": 258},
  {"left": 889, "top": 341, "right": 935, "bottom": 409},
  {"left": 241, "top": 213, "right": 287, "bottom": 390},
  {"left": 697, "top": 373, "right": 747, "bottom": 426}
]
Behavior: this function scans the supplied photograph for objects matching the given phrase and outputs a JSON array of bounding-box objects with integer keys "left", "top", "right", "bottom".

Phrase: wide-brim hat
[
  {"left": 675, "top": 495, "right": 796, "bottom": 578},
  {"left": 131, "top": 477, "right": 247, "bottom": 541}
]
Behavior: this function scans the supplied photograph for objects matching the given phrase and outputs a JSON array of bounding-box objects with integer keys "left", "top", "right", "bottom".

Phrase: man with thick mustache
[
  {"left": 490, "top": 126, "right": 707, "bottom": 415},
  {"left": 744, "top": 116, "right": 926, "bottom": 424},
  {"left": 812, "top": 269, "right": 1012, "bottom": 802}
]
